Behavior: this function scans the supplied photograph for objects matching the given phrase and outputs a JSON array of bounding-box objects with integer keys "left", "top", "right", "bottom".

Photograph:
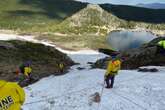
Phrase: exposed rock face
[
  {"left": 120, "top": 37, "right": 165, "bottom": 69},
  {"left": 93, "top": 37, "right": 165, "bottom": 69},
  {"left": 0, "top": 40, "right": 75, "bottom": 81},
  {"left": 60, "top": 4, "right": 125, "bottom": 35}
]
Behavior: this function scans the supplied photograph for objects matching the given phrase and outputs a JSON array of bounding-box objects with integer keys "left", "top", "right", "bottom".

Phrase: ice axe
[{"left": 97, "top": 79, "right": 105, "bottom": 110}]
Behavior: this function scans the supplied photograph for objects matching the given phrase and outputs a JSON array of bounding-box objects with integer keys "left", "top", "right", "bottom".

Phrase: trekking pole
[{"left": 97, "top": 80, "right": 105, "bottom": 110}]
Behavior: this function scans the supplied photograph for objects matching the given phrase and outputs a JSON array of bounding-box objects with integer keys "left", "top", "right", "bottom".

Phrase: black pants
[
  {"left": 105, "top": 74, "right": 115, "bottom": 88},
  {"left": 157, "top": 46, "right": 165, "bottom": 55}
]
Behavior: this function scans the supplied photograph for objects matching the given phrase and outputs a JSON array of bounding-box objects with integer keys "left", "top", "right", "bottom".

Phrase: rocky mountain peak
[
  {"left": 86, "top": 4, "right": 104, "bottom": 13},
  {"left": 61, "top": 3, "right": 123, "bottom": 34}
]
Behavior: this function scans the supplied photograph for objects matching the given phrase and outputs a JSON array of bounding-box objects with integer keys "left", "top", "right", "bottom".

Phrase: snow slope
[
  {"left": 22, "top": 60, "right": 165, "bottom": 110},
  {"left": 0, "top": 33, "right": 165, "bottom": 110}
]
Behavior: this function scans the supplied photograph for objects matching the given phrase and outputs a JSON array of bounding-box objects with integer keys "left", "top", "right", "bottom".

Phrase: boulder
[
  {"left": 138, "top": 68, "right": 159, "bottom": 72},
  {"left": 98, "top": 48, "right": 119, "bottom": 56},
  {"left": 91, "top": 57, "right": 111, "bottom": 69}
]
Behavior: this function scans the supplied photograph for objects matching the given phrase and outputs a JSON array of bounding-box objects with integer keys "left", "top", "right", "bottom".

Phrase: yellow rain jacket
[
  {"left": 158, "top": 40, "right": 165, "bottom": 49},
  {"left": 105, "top": 60, "right": 121, "bottom": 76},
  {"left": 59, "top": 63, "right": 64, "bottom": 70},
  {"left": 24, "top": 67, "right": 32, "bottom": 77},
  {"left": 0, "top": 80, "right": 25, "bottom": 110}
]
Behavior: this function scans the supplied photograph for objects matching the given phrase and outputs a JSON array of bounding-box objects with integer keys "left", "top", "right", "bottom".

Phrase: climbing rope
[
  {"left": 24, "top": 84, "right": 99, "bottom": 105},
  {"left": 112, "top": 90, "right": 147, "bottom": 110},
  {"left": 25, "top": 73, "right": 148, "bottom": 105},
  {"left": 96, "top": 73, "right": 149, "bottom": 110},
  {"left": 24, "top": 72, "right": 149, "bottom": 110},
  {"left": 97, "top": 80, "right": 105, "bottom": 110}
]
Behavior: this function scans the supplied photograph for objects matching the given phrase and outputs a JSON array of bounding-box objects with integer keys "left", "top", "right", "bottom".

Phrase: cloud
[{"left": 107, "top": 31, "right": 156, "bottom": 51}]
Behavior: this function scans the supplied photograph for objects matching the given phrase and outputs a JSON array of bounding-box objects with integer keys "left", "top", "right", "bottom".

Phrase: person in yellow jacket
[
  {"left": 19, "top": 61, "right": 32, "bottom": 81},
  {"left": 104, "top": 58, "right": 121, "bottom": 88},
  {"left": 59, "top": 63, "right": 64, "bottom": 73},
  {"left": 157, "top": 40, "right": 165, "bottom": 55},
  {"left": 158, "top": 40, "right": 165, "bottom": 49},
  {"left": 0, "top": 80, "right": 25, "bottom": 110},
  {"left": 24, "top": 67, "right": 32, "bottom": 79}
]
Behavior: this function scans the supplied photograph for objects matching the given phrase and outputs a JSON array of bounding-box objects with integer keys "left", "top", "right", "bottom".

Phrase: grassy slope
[
  {"left": 0, "top": 0, "right": 110, "bottom": 49},
  {"left": 0, "top": 1, "right": 165, "bottom": 33},
  {"left": 0, "top": 1, "right": 165, "bottom": 49},
  {"left": 36, "top": 34, "right": 110, "bottom": 50},
  {"left": 100, "top": 4, "right": 165, "bottom": 30},
  {"left": 100, "top": 4, "right": 165, "bottom": 23},
  {"left": 0, "top": 0, "right": 87, "bottom": 32}
]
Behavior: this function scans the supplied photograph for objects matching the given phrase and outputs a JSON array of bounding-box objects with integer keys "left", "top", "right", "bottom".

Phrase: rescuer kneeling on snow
[
  {"left": 0, "top": 80, "right": 25, "bottom": 110},
  {"left": 59, "top": 63, "right": 64, "bottom": 73},
  {"left": 104, "top": 58, "right": 121, "bottom": 88},
  {"left": 19, "top": 61, "right": 32, "bottom": 81}
]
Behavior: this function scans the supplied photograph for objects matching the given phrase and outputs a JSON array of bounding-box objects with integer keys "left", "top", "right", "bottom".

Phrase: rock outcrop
[
  {"left": 92, "top": 37, "right": 165, "bottom": 69},
  {"left": 0, "top": 40, "right": 74, "bottom": 82}
]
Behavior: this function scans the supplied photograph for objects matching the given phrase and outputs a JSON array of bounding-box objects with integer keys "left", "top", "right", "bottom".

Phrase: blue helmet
[{"left": 111, "top": 55, "right": 116, "bottom": 60}]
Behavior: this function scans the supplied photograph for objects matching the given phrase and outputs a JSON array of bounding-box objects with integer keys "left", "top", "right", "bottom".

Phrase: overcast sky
[{"left": 76, "top": 0, "right": 165, "bottom": 5}]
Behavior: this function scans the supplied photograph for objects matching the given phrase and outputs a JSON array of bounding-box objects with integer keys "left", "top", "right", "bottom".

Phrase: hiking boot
[
  {"left": 105, "top": 86, "right": 111, "bottom": 89},
  {"left": 109, "top": 85, "right": 113, "bottom": 88}
]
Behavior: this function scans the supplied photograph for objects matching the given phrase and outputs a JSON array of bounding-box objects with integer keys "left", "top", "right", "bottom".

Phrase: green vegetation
[
  {"left": 0, "top": 0, "right": 87, "bottom": 32},
  {"left": 0, "top": 0, "right": 165, "bottom": 49},
  {"left": 36, "top": 33, "right": 110, "bottom": 50},
  {"left": 100, "top": 4, "right": 165, "bottom": 30},
  {"left": 2, "top": 40, "right": 63, "bottom": 62},
  {"left": 100, "top": 4, "right": 165, "bottom": 23},
  {"left": 0, "top": 0, "right": 165, "bottom": 33}
]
